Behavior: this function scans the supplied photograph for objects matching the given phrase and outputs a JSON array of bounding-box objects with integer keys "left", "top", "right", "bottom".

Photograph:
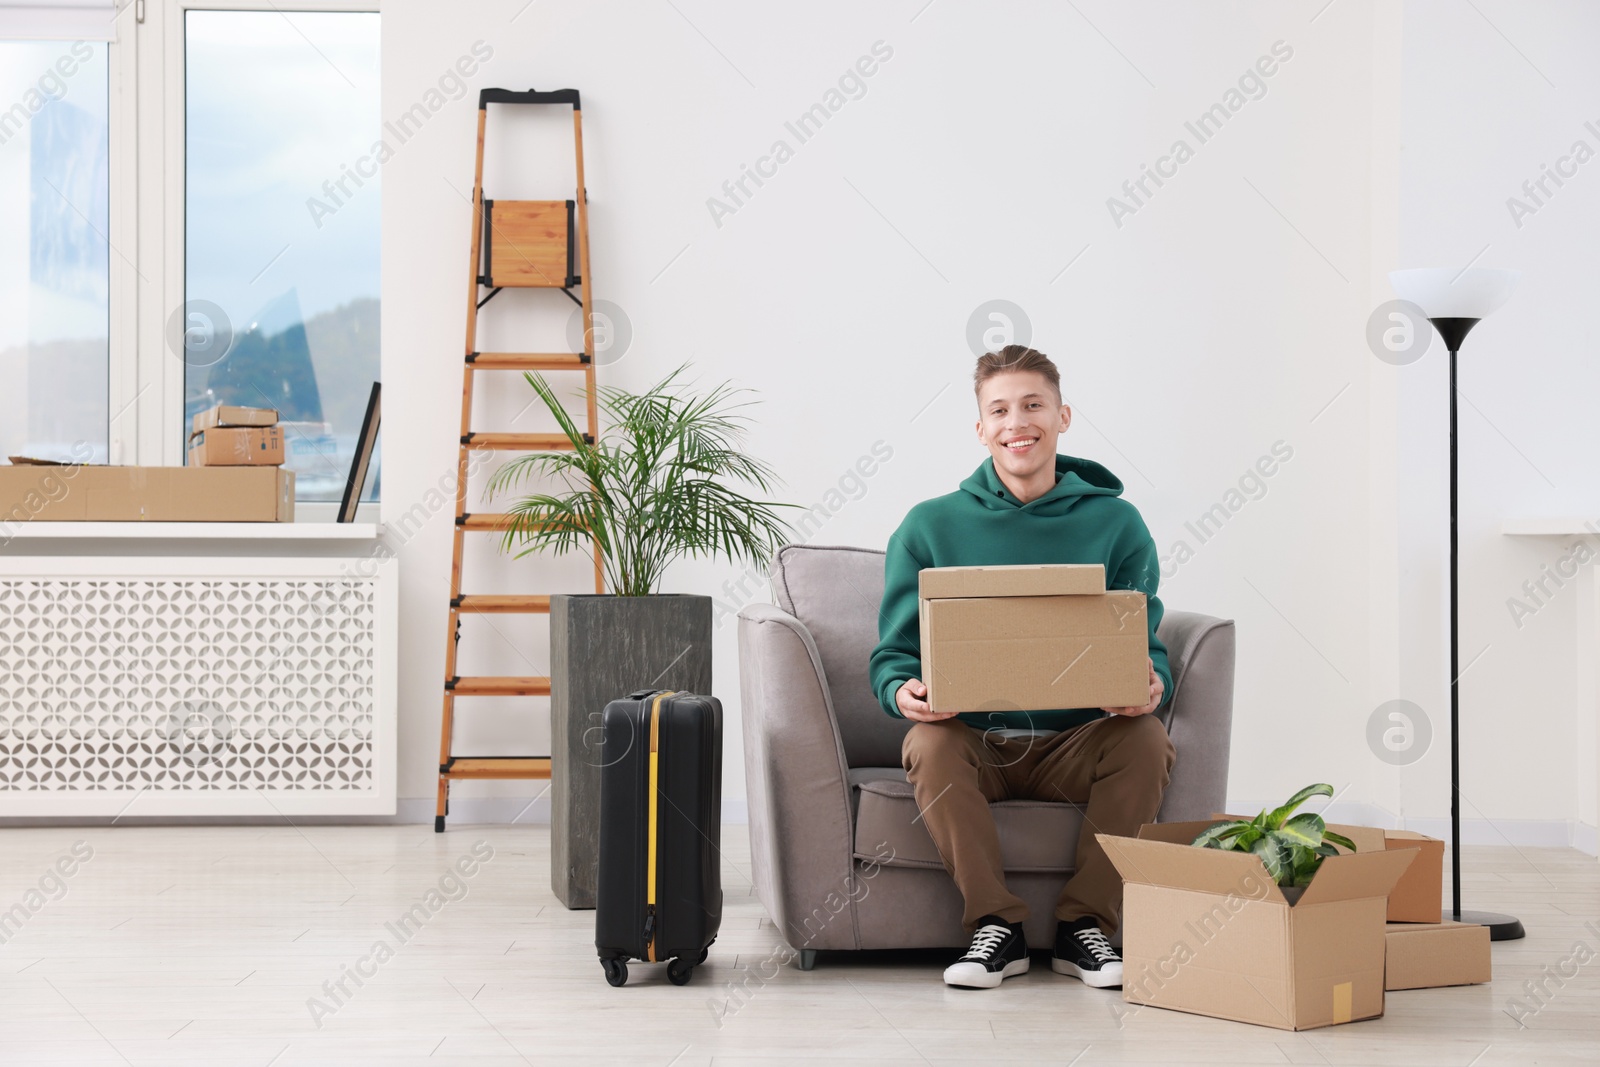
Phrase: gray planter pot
[{"left": 549, "top": 592, "right": 712, "bottom": 909}]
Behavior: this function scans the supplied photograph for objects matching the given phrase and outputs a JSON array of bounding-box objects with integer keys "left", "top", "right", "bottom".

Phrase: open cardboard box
[
  {"left": 918, "top": 563, "right": 1149, "bottom": 713},
  {"left": 1099, "top": 822, "right": 1417, "bottom": 1030}
]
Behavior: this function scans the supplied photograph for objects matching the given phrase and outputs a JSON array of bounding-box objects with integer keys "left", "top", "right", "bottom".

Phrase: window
[
  {"left": 184, "top": 9, "right": 381, "bottom": 502},
  {"left": 0, "top": 2, "right": 380, "bottom": 511},
  {"left": 0, "top": 39, "right": 109, "bottom": 464}
]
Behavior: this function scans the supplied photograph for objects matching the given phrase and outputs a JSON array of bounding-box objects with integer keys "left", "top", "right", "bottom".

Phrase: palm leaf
[{"left": 489, "top": 360, "right": 802, "bottom": 595}]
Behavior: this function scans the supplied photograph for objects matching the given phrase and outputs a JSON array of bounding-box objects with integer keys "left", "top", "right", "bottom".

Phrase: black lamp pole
[{"left": 1434, "top": 315, "right": 1525, "bottom": 942}]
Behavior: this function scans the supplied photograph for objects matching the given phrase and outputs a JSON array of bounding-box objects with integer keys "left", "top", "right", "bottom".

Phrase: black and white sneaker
[
  {"left": 943, "top": 916, "right": 1029, "bottom": 989},
  {"left": 1051, "top": 916, "right": 1123, "bottom": 988}
]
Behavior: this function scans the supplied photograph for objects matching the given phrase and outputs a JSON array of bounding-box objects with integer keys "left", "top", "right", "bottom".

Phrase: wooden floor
[{"left": 0, "top": 824, "right": 1596, "bottom": 1066}]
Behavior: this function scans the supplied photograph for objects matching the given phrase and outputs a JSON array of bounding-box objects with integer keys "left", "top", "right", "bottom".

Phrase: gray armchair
[{"left": 737, "top": 543, "right": 1235, "bottom": 967}]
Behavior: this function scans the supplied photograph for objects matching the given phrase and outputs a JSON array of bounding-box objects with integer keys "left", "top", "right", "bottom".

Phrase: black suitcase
[{"left": 594, "top": 688, "right": 722, "bottom": 986}]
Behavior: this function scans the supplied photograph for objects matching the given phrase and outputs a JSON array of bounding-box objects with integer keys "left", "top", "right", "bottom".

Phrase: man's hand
[
  {"left": 1102, "top": 658, "right": 1163, "bottom": 717},
  {"left": 897, "top": 678, "right": 960, "bottom": 722}
]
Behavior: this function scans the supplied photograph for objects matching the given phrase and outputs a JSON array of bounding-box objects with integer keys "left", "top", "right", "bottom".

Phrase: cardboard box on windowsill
[
  {"left": 188, "top": 425, "right": 285, "bottom": 467},
  {"left": 917, "top": 563, "right": 1149, "bottom": 713},
  {"left": 1098, "top": 823, "right": 1417, "bottom": 1030},
  {"left": 0, "top": 464, "right": 294, "bottom": 522},
  {"left": 191, "top": 403, "right": 279, "bottom": 435}
]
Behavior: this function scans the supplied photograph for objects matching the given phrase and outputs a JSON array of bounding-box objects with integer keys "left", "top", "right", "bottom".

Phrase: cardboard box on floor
[
  {"left": 1098, "top": 823, "right": 1417, "bottom": 1031},
  {"left": 918, "top": 563, "right": 1149, "bottom": 713},
  {"left": 192, "top": 403, "right": 278, "bottom": 435},
  {"left": 188, "top": 425, "right": 285, "bottom": 467},
  {"left": 1385, "top": 921, "right": 1491, "bottom": 990},
  {"left": 1343, "top": 828, "right": 1445, "bottom": 923},
  {"left": 0, "top": 465, "right": 294, "bottom": 522}
]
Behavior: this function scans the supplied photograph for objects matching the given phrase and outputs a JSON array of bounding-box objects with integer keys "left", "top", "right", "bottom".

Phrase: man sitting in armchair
[{"left": 868, "top": 344, "right": 1175, "bottom": 990}]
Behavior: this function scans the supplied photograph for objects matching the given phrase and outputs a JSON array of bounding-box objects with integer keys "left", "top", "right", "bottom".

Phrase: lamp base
[{"left": 1453, "top": 909, "right": 1526, "bottom": 941}]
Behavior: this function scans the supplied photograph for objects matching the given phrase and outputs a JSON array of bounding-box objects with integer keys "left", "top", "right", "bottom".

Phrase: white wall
[
  {"left": 379, "top": 0, "right": 1593, "bottom": 842},
  {"left": 1388, "top": 0, "right": 1600, "bottom": 841}
]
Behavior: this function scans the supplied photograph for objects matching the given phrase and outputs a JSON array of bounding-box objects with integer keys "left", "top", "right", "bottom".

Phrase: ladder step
[
  {"left": 449, "top": 675, "right": 551, "bottom": 696},
  {"left": 458, "top": 513, "right": 587, "bottom": 533},
  {"left": 441, "top": 757, "right": 552, "bottom": 780},
  {"left": 469, "top": 352, "right": 589, "bottom": 370},
  {"left": 462, "top": 432, "right": 584, "bottom": 451},
  {"left": 458, "top": 512, "right": 514, "bottom": 531},
  {"left": 454, "top": 594, "right": 551, "bottom": 614}
]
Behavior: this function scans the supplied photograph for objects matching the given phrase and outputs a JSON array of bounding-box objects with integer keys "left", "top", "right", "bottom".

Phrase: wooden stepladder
[{"left": 435, "top": 88, "right": 604, "bottom": 832}]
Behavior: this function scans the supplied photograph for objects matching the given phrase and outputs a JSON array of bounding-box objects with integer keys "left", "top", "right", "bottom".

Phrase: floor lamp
[{"left": 1388, "top": 267, "right": 1525, "bottom": 942}]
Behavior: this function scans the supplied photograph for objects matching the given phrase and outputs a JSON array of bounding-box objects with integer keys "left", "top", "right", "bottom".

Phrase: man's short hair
[{"left": 973, "top": 345, "right": 1062, "bottom": 403}]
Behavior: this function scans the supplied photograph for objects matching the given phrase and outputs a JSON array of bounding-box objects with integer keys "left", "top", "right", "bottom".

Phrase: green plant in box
[{"left": 1191, "top": 783, "right": 1357, "bottom": 888}]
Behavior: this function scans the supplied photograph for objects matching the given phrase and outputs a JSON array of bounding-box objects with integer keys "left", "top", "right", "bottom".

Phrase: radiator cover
[{"left": 0, "top": 556, "right": 396, "bottom": 816}]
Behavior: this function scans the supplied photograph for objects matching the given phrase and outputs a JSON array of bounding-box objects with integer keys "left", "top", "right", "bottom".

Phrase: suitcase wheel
[
  {"left": 667, "top": 957, "right": 695, "bottom": 986},
  {"left": 601, "top": 958, "right": 628, "bottom": 987}
]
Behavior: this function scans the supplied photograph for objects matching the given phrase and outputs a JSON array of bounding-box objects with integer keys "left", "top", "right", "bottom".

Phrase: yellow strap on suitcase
[{"left": 645, "top": 691, "right": 676, "bottom": 962}]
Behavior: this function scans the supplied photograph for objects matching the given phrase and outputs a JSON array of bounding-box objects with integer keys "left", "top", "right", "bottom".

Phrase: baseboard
[
  {"left": 0, "top": 797, "right": 751, "bottom": 827},
  {"left": 1220, "top": 799, "right": 1395, "bottom": 829},
  {"left": 0, "top": 797, "right": 1578, "bottom": 844},
  {"left": 407, "top": 797, "right": 749, "bottom": 826},
  {"left": 1226, "top": 798, "right": 1599, "bottom": 851}
]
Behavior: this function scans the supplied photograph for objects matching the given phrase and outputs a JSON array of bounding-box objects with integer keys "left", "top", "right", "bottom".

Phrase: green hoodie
[{"left": 869, "top": 453, "right": 1173, "bottom": 732}]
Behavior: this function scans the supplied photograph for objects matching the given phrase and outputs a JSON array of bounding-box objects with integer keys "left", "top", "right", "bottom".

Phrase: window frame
[{"left": 125, "top": 0, "right": 380, "bottom": 520}]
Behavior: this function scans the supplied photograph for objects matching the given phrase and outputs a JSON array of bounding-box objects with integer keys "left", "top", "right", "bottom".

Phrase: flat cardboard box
[
  {"left": 191, "top": 403, "right": 279, "bottom": 436},
  {"left": 1211, "top": 816, "right": 1445, "bottom": 924},
  {"left": 1099, "top": 822, "right": 1417, "bottom": 1031},
  {"left": 0, "top": 465, "right": 294, "bottom": 522},
  {"left": 918, "top": 564, "right": 1148, "bottom": 712},
  {"left": 188, "top": 426, "right": 285, "bottom": 467},
  {"left": 1385, "top": 921, "right": 1491, "bottom": 990}
]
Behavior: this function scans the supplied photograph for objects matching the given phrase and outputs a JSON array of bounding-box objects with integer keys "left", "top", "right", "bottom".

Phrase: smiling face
[{"left": 975, "top": 369, "right": 1070, "bottom": 489}]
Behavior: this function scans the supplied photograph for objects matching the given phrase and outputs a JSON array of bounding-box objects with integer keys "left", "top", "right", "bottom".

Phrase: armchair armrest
[
  {"left": 737, "top": 602, "right": 861, "bottom": 949},
  {"left": 1153, "top": 610, "right": 1236, "bottom": 823}
]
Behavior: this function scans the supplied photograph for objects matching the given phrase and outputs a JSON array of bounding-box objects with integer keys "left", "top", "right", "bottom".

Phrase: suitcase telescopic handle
[
  {"left": 625, "top": 688, "right": 661, "bottom": 701},
  {"left": 478, "top": 88, "right": 581, "bottom": 109}
]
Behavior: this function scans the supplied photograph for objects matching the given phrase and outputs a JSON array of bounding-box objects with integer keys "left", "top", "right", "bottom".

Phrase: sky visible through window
[
  {"left": 0, "top": 40, "right": 109, "bottom": 465},
  {"left": 185, "top": 10, "right": 380, "bottom": 502}
]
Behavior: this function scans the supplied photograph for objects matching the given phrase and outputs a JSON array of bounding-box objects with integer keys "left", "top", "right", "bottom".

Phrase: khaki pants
[{"left": 901, "top": 713, "right": 1175, "bottom": 937}]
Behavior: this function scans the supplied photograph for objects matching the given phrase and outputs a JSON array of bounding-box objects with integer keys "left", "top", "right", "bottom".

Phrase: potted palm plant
[{"left": 490, "top": 363, "right": 797, "bottom": 908}]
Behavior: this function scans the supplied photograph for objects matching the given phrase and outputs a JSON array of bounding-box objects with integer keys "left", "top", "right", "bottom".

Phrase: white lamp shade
[{"left": 1388, "top": 268, "right": 1521, "bottom": 319}]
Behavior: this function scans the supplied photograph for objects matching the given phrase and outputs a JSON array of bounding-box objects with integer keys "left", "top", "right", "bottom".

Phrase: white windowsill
[
  {"left": 2, "top": 522, "right": 383, "bottom": 541},
  {"left": 1503, "top": 517, "right": 1599, "bottom": 537}
]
